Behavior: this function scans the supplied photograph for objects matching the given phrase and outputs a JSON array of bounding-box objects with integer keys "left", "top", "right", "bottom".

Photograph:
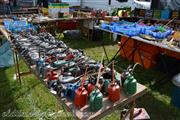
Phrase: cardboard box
[{"left": 48, "top": 3, "right": 69, "bottom": 18}]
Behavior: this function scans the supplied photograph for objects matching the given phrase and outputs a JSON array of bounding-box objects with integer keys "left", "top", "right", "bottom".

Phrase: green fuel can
[
  {"left": 123, "top": 74, "right": 137, "bottom": 95},
  {"left": 89, "top": 88, "right": 103, "bottom": 111},
  {"left": 103, "top": 79, "right": 110, "bottom": 95}
]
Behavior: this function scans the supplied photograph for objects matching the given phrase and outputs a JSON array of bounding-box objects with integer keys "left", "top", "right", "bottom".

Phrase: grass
[{"left": 0, "top": 33, "right": 180, "bottom": 120}]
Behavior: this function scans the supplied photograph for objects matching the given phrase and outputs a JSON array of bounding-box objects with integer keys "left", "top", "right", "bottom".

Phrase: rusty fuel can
[
  {"left": 74, "top": 86, "right": 88, "bottom": 108},
  {"left": 108, "top": 61, "right": 120, "bottom": 102},
  {"left": 74, "top": 67, "right": 88, "bottom": 108}
]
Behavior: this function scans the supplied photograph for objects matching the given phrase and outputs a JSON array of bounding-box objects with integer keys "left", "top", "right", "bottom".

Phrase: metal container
[
  {"left": 123, "top": 74, "right": 137, "bottom": 95},
  {"left": 89, "top": 88, "right": 103, "bottom": 111},
  {"left": 65, "top": 83, "right": 79, "bottom": 100},
  {"left": 74, "top": 87, "right": 88, "bottom": 108},
  {"left": 108, "top": 82, "right": 120, "bottom": 102},
  {"left": 108, "top": 61, "right": 120, "bottom": 102}
]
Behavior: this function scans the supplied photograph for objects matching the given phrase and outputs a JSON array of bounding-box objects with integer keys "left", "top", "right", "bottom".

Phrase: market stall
[
  {"left": 0, "top": 0, "right": 180, "bottom": 120},
  {"left": 0, "top": 21, "right": 147, "bottom": 119}
]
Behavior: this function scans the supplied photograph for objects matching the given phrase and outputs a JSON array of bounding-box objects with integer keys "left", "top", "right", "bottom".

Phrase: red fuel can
[
  {"left": 46, "top": 71, "right": 58, "bottom": 80},
  {"left": 64, "top": 54, "right": 75, "bottom": 61},
  {"left": 108, "top": 61, "right": 120, "bottom": 102},
  {"left": 87, "top": 83, "right": 95, "bottom": 94},
  {"left": 108, "top": 82, "right": 120, "bottom": 102},
  {"left": 87, "top": 80, "right": 102, "bottom": 95},
  {"left": 74, "top": 87, "right": 88, "bottom": 108},
  {"left": 46, "top": 56, "right": 56, "bottom": 63},
  {"left": 74, "top": 66, "right": 88, "bottom": 108}
]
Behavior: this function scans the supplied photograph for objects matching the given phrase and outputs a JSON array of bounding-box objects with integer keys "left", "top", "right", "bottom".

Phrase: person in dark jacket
[
  {"left": 37, "top": 0, "right": 48, "bottom": 8},
  {"left": 0, "top": 0, "right": 11, "bottom": 14}
]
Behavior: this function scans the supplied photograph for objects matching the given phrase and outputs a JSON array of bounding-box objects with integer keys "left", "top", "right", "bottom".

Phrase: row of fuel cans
[{"left": 12, "top": 32, "right": 137, "bottom": 112}]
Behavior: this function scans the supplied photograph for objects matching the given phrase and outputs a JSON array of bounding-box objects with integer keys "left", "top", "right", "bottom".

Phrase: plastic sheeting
[
  {"left": 3, "top": 19, "right": 37, "bottom": 33},
  {"left": 100, "top": 21, "right": 173, "bottom": 39},
  {"left": 0, "top": 41, "right": 14, "bottom": 68}
]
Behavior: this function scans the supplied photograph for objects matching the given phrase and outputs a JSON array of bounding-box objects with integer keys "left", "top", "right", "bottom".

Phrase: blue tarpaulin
[
  {"left": 3, "top": 19, "right": 37, "bottom": 33},
  {"left": 100, "top": 21, "right": 173, "bottom": 39}
]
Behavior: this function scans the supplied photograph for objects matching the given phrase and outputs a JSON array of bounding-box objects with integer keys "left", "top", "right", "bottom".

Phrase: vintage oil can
[
  {"left": 64, "top": 54, "right": 75, "bottom": 61},
  {"left": 87, "top": 79, "right": 96, "bottom": 94},
  {"left": 108, "top": 61, "right": 120, "bottom": 102},
  {"left": 122, "top": 63, "right": 138, "bottom": 95},
  {"left": 123, "top": 74, "right": 137, "bottom": 95},
  {"left": 74, "top": 86, "right": 88, "bottom": 108},
  {"left": 89, "top": 53, "right": 104, "bottom": 111},
  {"left": 74, "top": 67, "right": 88, "bottom": 108},
  {"left": 36, "top": 57, "right": 45, "bottom": 78},
  {"left": 89, "top": 88, "right": 103, "bottom": 111},
  {"left": 103, "top": 79, "right": 110, "bottom": 95},
  {"left": 46, "top": 71, "right": 58, "bottom": 88},
  {"left": 65, "top": 82, "right": 80, "bottom": 100}
]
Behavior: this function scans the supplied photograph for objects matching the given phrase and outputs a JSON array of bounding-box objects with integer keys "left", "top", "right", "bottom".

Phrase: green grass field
[{"left": 0, "top": 34, "right": 180, "bottom": 120}]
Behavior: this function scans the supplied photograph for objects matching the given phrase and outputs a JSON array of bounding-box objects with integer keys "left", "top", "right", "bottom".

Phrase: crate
[
  {"left": 121, "top": 36, "right": 135, "bottom": 48},
  {"left": 119, "top": 44, "right": 134, "bottom": 61},
  {"left": 120, "top": 36, "right": 159, "bottom": 69},
  {"left": 163, "top": 49, "right": 180, "bottom": 60},
  {"left": 48, "top": 3, "right": 69, "bottom": 18},
  {"left": 58, "top": 21, "right": 78, "bottom": 31},
  {"left": 138, "top": 42, "right": 160, "bottom": 54},
  {"left": 134, "top": 50, "right": 157, "bottom": 69},
  {"left": 121, "top": 36, "right": 160, "bottom": 54},
  {"left": 119, "top": 46, "right": 157, "bottom": 69}
]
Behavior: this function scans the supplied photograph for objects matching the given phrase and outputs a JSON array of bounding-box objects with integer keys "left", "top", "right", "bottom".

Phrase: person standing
[
  {"left": 0, "top": 0, "right": 11, "bottom": 14},
  {"left": 37, "top": 0, "right": 48, "bottom": 8}
]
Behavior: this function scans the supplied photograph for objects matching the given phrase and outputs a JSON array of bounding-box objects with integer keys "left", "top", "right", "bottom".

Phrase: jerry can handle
[
  {"left": 111, "top": 60, "right": 115, "bottom": 83},
  {"left": 81, "top": 66, "right": 89, "bottom": 87},
  {"left": 129, "top": 63, "right": 141, "bottom": 75},
  {"left": 96, "top": 53, "right": 104, "bottom": 86}
]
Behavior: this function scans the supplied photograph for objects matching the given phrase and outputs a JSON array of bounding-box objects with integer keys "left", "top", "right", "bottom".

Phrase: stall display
[
  {"left": 12, "top": 31, "right": 128, "bottom": 102},
  {"left": 0, "top": 6, "right": 150, "bottom": 119},
  {"left": 100, "top": 20, "right": 173, "bottom": 39},
  {"left": 2, "top": 29, "right": 147, "bottom": 119},
  {"left": 96, "top": 20, "right": 180, "bottom": 70}
]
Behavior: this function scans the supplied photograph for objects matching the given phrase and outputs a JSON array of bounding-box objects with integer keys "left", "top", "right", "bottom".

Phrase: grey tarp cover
[
  {"left": 0, "top": 41, "right": 14, "bottom": 68},
  {"left": 160, "top": 0, "right": 180, "bottom": 10}
]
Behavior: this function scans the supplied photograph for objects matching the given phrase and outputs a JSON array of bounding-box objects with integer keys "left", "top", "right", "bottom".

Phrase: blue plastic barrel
[{"left": 172, "top": 73, "right": 180, "bottom": 108}]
